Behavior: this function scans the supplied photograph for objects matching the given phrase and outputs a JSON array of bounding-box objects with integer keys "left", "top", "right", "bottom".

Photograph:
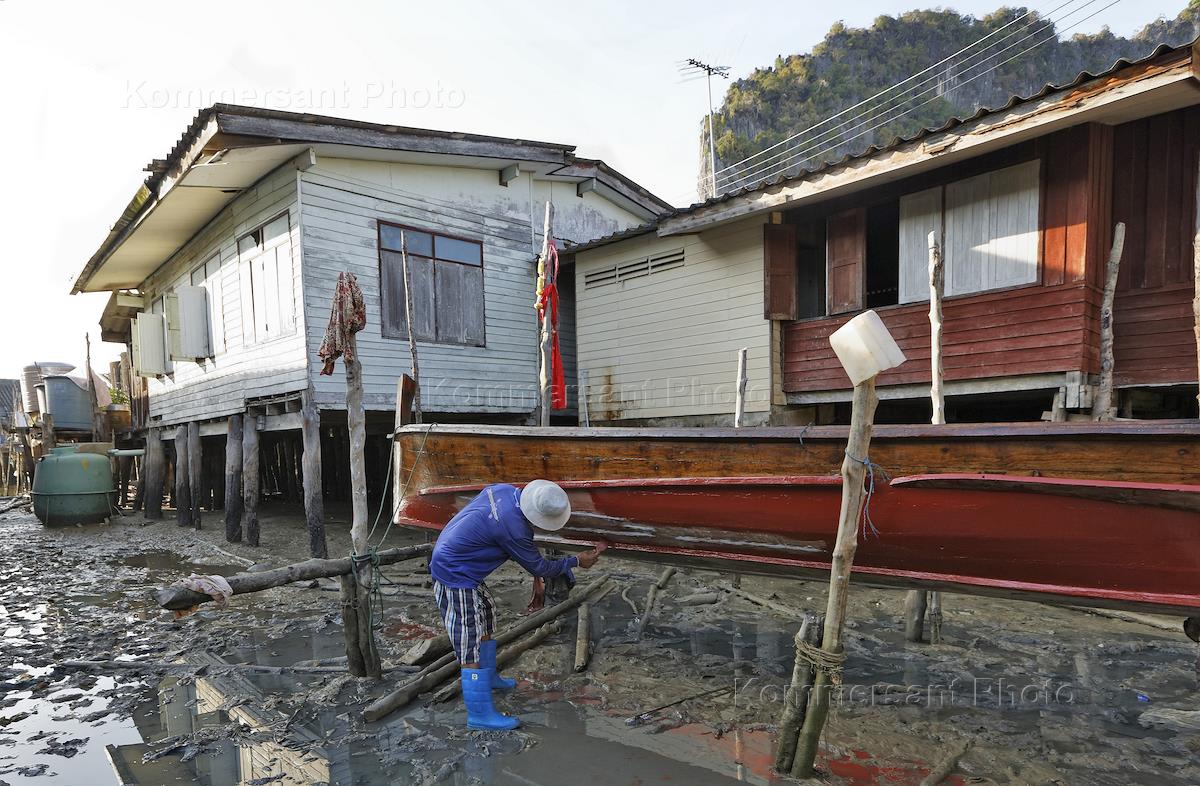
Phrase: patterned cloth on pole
[
  {"left": 535, "top": 239, "right": 567, "bottom": 409},
  {"left": 318, "top": 272, "right": 367, "bottom": 375},
  {"left": 180, "top": 574, "right": 234, "bottom": 605}
]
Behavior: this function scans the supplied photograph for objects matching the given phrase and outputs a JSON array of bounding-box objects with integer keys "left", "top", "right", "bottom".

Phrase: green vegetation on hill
[{"left": 704, "top": 3, "right": 1200, "bottom": 191}]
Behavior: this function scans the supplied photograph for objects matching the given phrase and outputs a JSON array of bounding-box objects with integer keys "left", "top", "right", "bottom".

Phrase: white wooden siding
[
  {"left": 944, "top": 159, "right": 1040, "bottom": 296},
  {"left": 300, "top": 165, "right": 550, "bottom": 413},
  {"left": 140, "top": 166, "right": 308, "bottom": 426},
  {"left": 575, "top": 218, "right": 770, "bottom": 421},
  {"left": 898, "top": 186, "right": 943, "bottom": 303}
]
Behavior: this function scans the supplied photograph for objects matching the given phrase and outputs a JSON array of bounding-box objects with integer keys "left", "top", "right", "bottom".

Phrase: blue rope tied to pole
[{"left": 845, "top": 452, "right": 889, "bottom": 540}]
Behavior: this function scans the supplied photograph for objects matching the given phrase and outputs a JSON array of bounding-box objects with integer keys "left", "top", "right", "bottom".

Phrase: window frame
[
  {"left": 377, "top": 220, "right": 487, "bottom": 348},
  {"left": 237, "top": 212, "right": 297, "bottom": 345}
]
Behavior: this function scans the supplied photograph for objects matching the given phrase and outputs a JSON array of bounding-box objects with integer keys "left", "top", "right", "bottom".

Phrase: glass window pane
[
  {"left": 380, "top": 224, "right": 402, "bottom": 251},
  {"left": 435, "top": 235, "right": 482, "bottom": 266},
  {"left": 237, "top": 234, "right": 258, "bottom": 258},
  {"left": 264, "top": 215, "right": 290, "bottom": 247},
  {"left": 190, "top": 266, "right": 205, "bottom": 286}
]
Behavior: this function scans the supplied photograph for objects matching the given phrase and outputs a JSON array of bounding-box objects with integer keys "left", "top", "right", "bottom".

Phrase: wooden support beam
[
  {"left": 302, "top": 393, "right": 327, "bottom": 558},
  {"left": 153, "top": 543, "right": 434, "bottom": 610},
  {"left": 774, "top": 612, "right": 821, "bottom": 774},
  {"left": 143, "top": 428, "right": 164, "bottom": 519},
  {"left": 224, "top": 414, "right": 243, "bottom": 542},
  {"left": 345, "top": 332, "right": 380, "bottom": 679},
  {"left": 174, "top": 424, "right": 192, "bottom": 528},
  {"left": 187, "top": 421, "right": 202, "bottom": 529},
  {"left": 242, "top": 414, "right": 260, "bottom": 547}
]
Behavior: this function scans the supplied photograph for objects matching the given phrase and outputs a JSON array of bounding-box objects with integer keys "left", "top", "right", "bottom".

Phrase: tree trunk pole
[
  {"left": 537, "top": 201, "right": 554, "bottom": 426},
  {"left": 174, "top": 425, "right": 192, "bottom": 528},
  {"left": 224, "top": 415, "right": 243, "bottom": 542},
  {"left": 792, "top": 378, "right": 879, "bottom": 778},
  {"left": 301, "top": 392, "right": 327, "bottom": 558},
  {"left": 144, "top": 427, "right": 164, "bottom": 519},
  {"left": 1093, "top": 222, "right": 1126, "bottom": 420},
  {"left": 774, "top": 612, "right": 822, "bottom": 773},
  {"left": 733, "top": 347, "right": 748, "bottom": 427},
  {"left": 1192, "top": 155, "right": 1200, "bottom": 413},
  {"left": 345, "top": 333, "right": 380, "bottom": 678},
  {"left": 242, "top": 413, "right": 260, "bottom": 546},
  {"left": 187, "top": 421, "right": 202, "bottom": 529},
  {"left": 399, "top": 231, "right": 422, "bottom": 424}
]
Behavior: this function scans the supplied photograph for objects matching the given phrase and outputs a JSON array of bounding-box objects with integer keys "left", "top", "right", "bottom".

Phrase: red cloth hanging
[{"left": 536, "top": 240, "right": 567, "bottom": 409}]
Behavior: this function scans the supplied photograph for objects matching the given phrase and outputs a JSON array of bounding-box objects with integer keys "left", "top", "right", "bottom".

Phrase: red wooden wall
[
  {"left": 1110, "top": 106, "right": 1200, "bottom": 386},
  {"left": 783, "top": 124, "right": 1109, "bottom": 394}
]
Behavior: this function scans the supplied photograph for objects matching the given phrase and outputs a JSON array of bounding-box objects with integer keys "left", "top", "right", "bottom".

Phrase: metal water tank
[
  {"left": 21, "top": 362, "right": 75, "bottom": 414},
  {"left": 32, "top": 445, "right": 114, "bottom": 525},
  {"left": 42, "top": 376, "right": 93, "bottom": 431}
]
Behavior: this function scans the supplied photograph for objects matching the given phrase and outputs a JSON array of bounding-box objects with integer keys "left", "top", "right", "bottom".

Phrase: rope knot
[
  {"left": 795, "top": 639, "right": 847, "bottom": 684},
  {"left": 845, "top": 451, "right": 890, "bottom": 540}
]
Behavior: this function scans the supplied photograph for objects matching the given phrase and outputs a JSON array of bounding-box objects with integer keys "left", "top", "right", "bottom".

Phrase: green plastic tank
[{"left": 32, "top": 446, "right": 115, "bottom": 525}]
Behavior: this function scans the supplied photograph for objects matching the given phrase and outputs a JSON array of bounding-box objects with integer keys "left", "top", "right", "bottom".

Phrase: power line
[{"left": 715, "top": 0, "right": 1122, "bottom": 194}]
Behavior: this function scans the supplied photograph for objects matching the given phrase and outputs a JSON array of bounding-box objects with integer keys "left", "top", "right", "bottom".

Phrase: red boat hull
[{"left": 394, "top": 422, "right": 1200, "bottom": 615}]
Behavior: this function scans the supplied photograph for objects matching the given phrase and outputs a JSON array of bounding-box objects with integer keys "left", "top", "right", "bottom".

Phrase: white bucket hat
[{"left": 519, "top": 479, "right": 571, "bottom": 531}]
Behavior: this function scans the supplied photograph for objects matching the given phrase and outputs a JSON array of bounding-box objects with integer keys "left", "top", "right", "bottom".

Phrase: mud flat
[{"left": 1, "top": 503, "right": 1197, "bottom": 785}]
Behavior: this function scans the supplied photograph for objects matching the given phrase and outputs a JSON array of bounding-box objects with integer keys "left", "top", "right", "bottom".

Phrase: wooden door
[{"left": 826, "top": 208, "right": 865, "bottom": 315}]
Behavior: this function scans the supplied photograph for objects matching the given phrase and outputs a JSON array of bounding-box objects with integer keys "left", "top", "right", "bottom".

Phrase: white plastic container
[{"left": 828, "top": 310, "right": 906, "bottom": 385}]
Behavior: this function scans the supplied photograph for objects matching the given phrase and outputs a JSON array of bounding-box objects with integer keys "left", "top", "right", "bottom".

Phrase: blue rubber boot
[
  {"left": 480, "top": 639, "right": 517, "bottom": 691},
  {"left": 461, "top": 668, "right": 520, "bottom": 731}
]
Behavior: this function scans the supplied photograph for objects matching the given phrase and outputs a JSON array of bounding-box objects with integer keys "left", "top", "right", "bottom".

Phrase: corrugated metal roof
[{"left": 570, "top": 38, "right": 1196, "bottom": 254}]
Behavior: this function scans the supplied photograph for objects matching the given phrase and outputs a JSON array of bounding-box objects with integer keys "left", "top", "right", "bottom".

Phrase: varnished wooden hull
[{"left": 394, "top": 422, "right": 1200, "bottom": 615}]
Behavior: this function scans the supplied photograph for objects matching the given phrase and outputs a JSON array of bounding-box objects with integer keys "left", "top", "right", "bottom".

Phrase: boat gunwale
[{"left": 394, "top": 420, "right": 1200, "bottom": 442}]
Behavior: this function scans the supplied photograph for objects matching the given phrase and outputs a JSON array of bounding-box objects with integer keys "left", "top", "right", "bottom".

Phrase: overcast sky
[{"left": 0, "top": 0, "right": 1185, "bottom": 382}]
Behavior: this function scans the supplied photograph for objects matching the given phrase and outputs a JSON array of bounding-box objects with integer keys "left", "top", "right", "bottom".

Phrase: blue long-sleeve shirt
[{"left": 429, "top": 484, "right": 577, "bottom": 589}]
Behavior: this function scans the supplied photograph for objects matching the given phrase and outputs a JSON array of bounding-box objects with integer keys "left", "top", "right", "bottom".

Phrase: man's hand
[{"left": 576, "top": 542, "right": 607, "bottom": 569}]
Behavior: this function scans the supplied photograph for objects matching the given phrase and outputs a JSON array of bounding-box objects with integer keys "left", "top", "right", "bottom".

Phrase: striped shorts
[{"left": 433, "top": 580, "right": 497, "bottom": 665}]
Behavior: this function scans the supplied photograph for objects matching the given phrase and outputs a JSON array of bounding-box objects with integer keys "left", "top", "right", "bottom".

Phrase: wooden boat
[{"left": 393, "top": 421, "right": 1200, "bottom": 616}]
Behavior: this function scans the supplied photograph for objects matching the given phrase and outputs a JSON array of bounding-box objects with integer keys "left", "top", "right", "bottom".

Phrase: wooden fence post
[
  {"left": 345, "top": 333, "right": 380, "bottom": 678},
  {"left": 734, "top": 347, "right": 748, "bottom": 427},
  {"left": 242, "top": 413, "right": 260, "bottom": 546}
]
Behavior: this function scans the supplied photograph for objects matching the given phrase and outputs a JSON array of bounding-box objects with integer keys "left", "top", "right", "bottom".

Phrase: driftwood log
[
  {"left": 154, "top": 543, "right": 433, "bottom": 610},
  {"left": 363, "top": 577, "right": 611, "bottom": 722},
  {"left": 399, "top": 634, "right": 452, "bottom": 667},
  {"left": 573, "top": 603, "right": 592, "bottom": 672}
]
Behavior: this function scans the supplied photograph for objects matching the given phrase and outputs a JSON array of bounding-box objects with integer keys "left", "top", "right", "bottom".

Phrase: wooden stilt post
[
  {"left": 187, "top": 421, "right": 202, "bottom": 529},
  {"left": 242, "top": 412, "right": 260, "bottom": 547},
  {"left": 733, "top": 347, "right": 748, "bottom": 427},
  {"left": 1092, "top": 222, "right": 1126, "bottom": 420},
  {"left": 907, "top": 231, "right": 945, "bottom": 643},
  {"left": 144, "top": 428, "right": 164, "bottom": 519},
  {"left": 792, "top": 379, "right": 880, "bottom": 777},
  {"left": 537, "top": 202, "right": 554, "bottom": 427},
  {"left": 224, "top": 414, "right": 243, "bottom": 542},
  {"left": 302, "top": 391, "right": 327, "bottom": 558},
  {"left": 282, "top": 437, "right": 298, "bottom": 502},
  {"left": 399, "top": 232, "right": 422, "bottom": 424},
  {"left": 174, "top": 425, "right": 192, "bottom": 528}
]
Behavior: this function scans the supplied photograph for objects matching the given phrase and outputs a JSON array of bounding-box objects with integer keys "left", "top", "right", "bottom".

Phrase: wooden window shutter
[
  {"left": 763, "top": 224, "right": 799, "bottom": 319},
  {"left": 826, "top": 208, "right": 866, "bottom": 315}
]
